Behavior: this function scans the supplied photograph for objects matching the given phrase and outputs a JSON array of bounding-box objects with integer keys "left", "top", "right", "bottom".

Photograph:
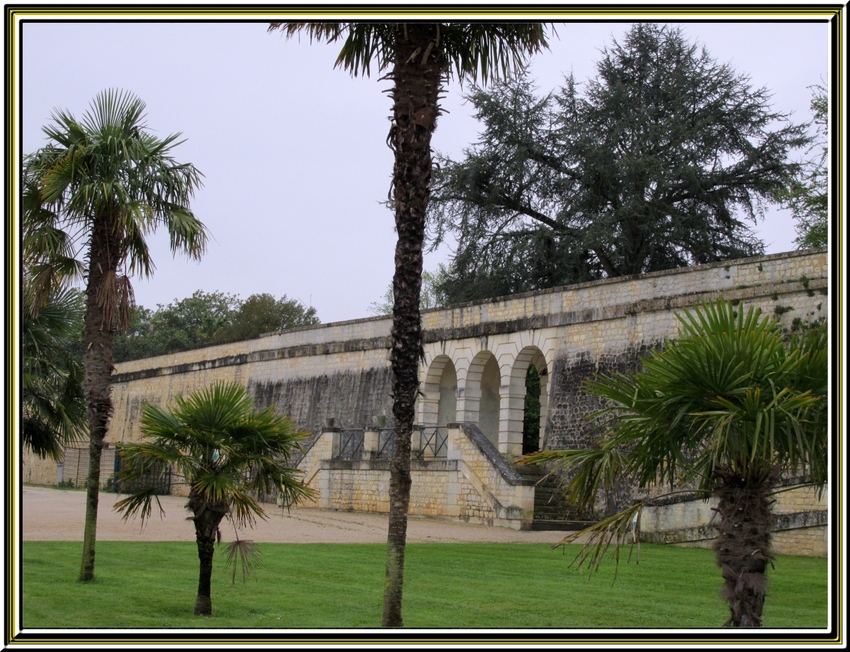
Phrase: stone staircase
[{"left": 517, "top": 465, "right": 596, "bottom": 531}]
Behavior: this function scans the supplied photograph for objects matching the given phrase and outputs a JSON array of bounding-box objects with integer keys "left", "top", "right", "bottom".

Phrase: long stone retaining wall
[{"left": 21, "top": 248, "right": 831, "bottom": 555}]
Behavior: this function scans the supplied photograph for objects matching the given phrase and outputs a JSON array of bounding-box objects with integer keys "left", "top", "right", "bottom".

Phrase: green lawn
[{"left": 22, "top": 541, "right": 827, "bottom": 629}]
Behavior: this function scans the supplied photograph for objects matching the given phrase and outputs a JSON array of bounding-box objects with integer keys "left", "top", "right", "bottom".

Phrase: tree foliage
[
  {"left": 114, "top": 381, "right": 315, "bottom": 616},
  {"left": 22, "top": 281, "right": 87, "bottom": 459},
  {"left": 778, "top": 84, "right": 828, "bottom": 249},
  {"left": 429, "top": 25, "right": 808, "bottom": 304},
  {"left": 213, "top": 293, "right": 320, "bottom": 343},
  {"left": 367, "top": 267, "right": 450, "bottom": 316},
  {"left": 113, "top": 291, "right": 320, "bottom": 361},
  {"left": 521, "top": 300, "right": 827, "bottom": 627}
]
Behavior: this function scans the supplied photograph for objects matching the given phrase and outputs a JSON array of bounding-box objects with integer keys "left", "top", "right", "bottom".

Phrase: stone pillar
[
  {"left": 456, "top": 386, "right": 481, "bottom": 423},
  {"left": 411, "top": 425, "right": 424, "bottom": 459},
  {"left": 363, "top": 428, "right": 379, "bottom": 460},
  {"left": 323, "top": 426, "right": 341, "bottom": 459},
  {"left": 499, "top": 385, "right": 524, "bottom": 459},
  {"left": 418, "top": 394, "right": 439, "bottom": 427}
]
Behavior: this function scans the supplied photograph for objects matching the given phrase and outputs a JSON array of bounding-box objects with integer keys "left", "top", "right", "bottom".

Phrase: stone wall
[
  {"left": 301, "top": 424, "right": 535, "bottom": 529},
  {"left": 639, "top": 484, "right": 828, "bottom": 557},
  {"left": 21, "top": 249, "right": 830, "bottom": 555}
]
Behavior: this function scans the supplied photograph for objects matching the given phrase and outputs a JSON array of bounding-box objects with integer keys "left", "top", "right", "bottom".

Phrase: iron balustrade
[
  {"left": 331, "top": 426, "right": 448, "bottom": 460},
  {"left": 376, "top": 428, "right": 395, "bottom": 460},
  {"left": 414, "top": 426, "right": 448, "bottom": 460},
  {"left": 336, "top": 429, "right": 365, "bottom": 460}
]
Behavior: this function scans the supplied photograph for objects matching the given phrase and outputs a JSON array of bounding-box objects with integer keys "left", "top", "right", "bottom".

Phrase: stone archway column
[
  {"left": 499, "top": 383, "right": 525, "bottom": 459},
  {"left": 456, "top": 385, "right": 481, "bottom": 423},
  {"left": 417, "top": 394, "right": 439, "bottom": 427}
]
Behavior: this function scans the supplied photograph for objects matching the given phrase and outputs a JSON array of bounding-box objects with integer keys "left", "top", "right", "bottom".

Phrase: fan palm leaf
[{"left": 520, "top": 299, "right": 827, "bottom": 627}]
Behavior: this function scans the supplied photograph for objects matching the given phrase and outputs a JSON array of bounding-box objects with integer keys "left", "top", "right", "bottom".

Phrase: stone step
[{"left": 530, "top": 519, "right": 596, "bottom": 532}]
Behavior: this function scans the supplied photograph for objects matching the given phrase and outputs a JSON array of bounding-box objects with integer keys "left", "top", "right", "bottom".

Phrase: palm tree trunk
[
  {"left": 713, "top": 466, "right": 778, "bottom": 627},
  {"left": 188, "top": 488, "right": 227, "bottom": 616},
  {"left": 78, "top": 214, "right": 121, "bottom": 582},
  {"left": 382, "top": 23, "right": 443, "bottom": 629}
]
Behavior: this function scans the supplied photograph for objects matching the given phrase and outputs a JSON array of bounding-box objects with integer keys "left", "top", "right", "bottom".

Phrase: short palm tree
[
  {"left": 22, "top": 280, "right": 87, "bottom": 460},
  {"left": 114, "top": 381, "right": 315, "bottom": 616},
  {"left": 270, "top": 21, "right": 550, "bottom": 627},
  {"left": 521, "top": 300, "right": 827, "bottom": 627},
  {"left": 23, "top": 88, "right": 208, "bottom": 582}
]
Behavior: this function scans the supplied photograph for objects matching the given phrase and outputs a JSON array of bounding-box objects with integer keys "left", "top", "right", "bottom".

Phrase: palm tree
[
  {"left": 521, "top": 300, "right": 827, "bottom": 627},
  {"left": 23, "top": 89, "right": 208, "bottom": 582},
  {"left": 114, "top": 381, "right": 314, "bottom": 616},
  {"left": 269, "top": 22, "right": 550, "bottom": 627},
  {"left": 22, "top": 280, "right": 87, "bottom": 460}
]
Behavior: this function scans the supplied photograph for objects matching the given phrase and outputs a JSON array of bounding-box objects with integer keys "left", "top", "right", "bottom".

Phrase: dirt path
[{"left": 22, "top": 485, "right": 569, "bottom": 545}]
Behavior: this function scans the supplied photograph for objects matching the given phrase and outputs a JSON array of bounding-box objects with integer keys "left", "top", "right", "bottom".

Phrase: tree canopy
[
  {"left": 779, "top": 84, "right": 828, "bottom": 249},
  {"left": 428, "top": 25, "right": 808, "bottom": 304},
  {"left": 113, "top": 290, "right": 320, "bottom": 361},
  {"left": 367, "top": 267, "right": 449, "bottom": 316}
]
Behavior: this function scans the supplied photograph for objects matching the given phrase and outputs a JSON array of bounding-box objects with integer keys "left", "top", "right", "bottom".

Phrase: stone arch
[
  {"left": 419, "top": 354, "right": 457, "bottom": 427},
  {"left": 502, "top": 346, "right": 550, "bottom": 458},
  {"left": 460, "top": 350, "right": 501, "bottom": 447}
]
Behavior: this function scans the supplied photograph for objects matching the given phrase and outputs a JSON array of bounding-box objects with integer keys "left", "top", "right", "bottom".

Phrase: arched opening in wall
[
  {"left": 523, "top": 365, "right": 541, "bottom": 455},
  {"left": 509, "top": 346, "right": 550, "bottom": 457},
  {"left": 419, "top": 355, "right": 457, "bottom": 427},
  {"left": 479, "top": 355, "right": 501, "bottom": 447},
  {"left": 437, "top": 361, "right": 457, "bottom": 426}
]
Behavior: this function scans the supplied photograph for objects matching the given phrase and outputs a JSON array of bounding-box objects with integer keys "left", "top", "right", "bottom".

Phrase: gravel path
[{"left": 22, "top": 485, "right": 568, "bottom": 545}]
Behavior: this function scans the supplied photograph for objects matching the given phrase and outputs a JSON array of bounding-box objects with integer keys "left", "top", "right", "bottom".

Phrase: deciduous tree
[{"left": 212, "top": 293, "right": 319, "bottom": 342}]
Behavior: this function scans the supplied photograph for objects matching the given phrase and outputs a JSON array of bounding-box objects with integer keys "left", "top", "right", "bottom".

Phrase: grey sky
[{"left": 21, "top": 18, "right": 830, "bottom": 324}]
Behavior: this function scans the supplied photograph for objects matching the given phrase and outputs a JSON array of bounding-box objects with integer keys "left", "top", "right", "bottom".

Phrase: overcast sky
[{"left": 20, "top": 17, "right": 830, "bottom": 324}]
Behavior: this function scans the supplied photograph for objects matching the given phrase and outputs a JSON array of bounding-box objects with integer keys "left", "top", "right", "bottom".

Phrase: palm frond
[
  {"left": 223, "top": 538, "right": 262, "bottom": 585},
  {"left": 113, "top": 489, "right": 166, "bottom": 525},
  {"left": 270, "top": 22, "right": 551, "bottom": 84},
  {"left": 554, "top": 502, "right": 644, "bottom": 583}
]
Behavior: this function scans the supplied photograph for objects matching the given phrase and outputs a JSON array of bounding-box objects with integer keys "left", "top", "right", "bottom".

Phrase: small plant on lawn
[
  {"left": 114, "top": 381, "right": 315, "bottom": 616},
  {"left": 521, "top": 299, "right": 827, "bottom": 628}
]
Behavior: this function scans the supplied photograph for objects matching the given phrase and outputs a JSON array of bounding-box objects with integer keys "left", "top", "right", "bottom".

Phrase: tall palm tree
[
  {"left": 23, "top": 89, "right": 208, "bottom": 582},
  {"left": 521, "top": 300, "right": 828, "bottom": 627},
  {"left": 114, "top": 381, "right": 314, "bottom": 616},
  {"left": 269, "top": 22, "right": 550, "bottom": 627}
]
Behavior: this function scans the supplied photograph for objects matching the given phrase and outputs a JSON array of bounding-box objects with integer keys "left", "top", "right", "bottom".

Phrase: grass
[{"left": 22, "top": 541, "right": 827, "bottom": 629}]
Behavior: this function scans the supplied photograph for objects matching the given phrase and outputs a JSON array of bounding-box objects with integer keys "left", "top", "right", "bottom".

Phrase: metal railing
[
  {"left": 336, "top": 429, "right": 365, "bottom": 460},
  {"left": 376, "top": 428, "right": 395, "bottom": 460},
  {"left": 330, "top": 426, "right": 448, "bottom": 461},
  {"left": 414, "top": 426, "right": 448, "bottom": 460}
]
